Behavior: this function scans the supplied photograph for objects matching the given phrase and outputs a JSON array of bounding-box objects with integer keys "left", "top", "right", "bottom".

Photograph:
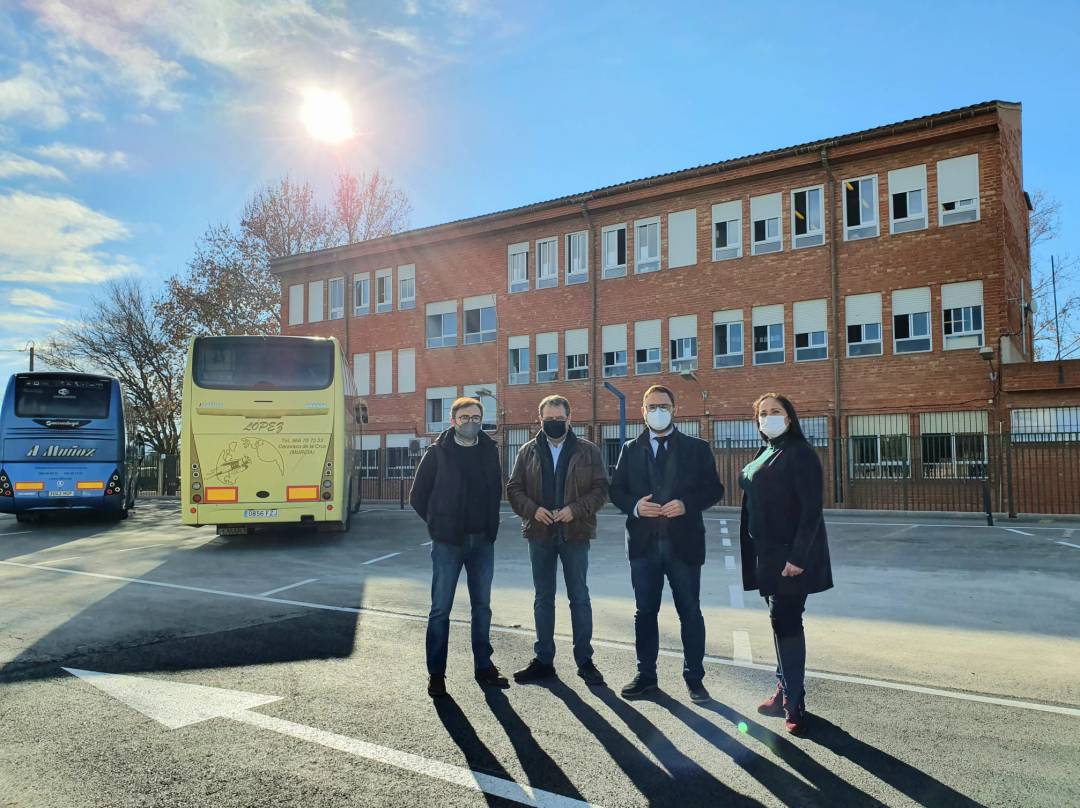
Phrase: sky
[{"left": 2, "top": 0, "right": 1079, "bottom": 379}]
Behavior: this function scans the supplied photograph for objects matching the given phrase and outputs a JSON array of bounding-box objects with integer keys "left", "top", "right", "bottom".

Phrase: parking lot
[{"left": 1, "top": 500, "right": 1078, "bottom": 807}]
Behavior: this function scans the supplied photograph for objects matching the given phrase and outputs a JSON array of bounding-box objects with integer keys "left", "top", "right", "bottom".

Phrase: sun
[{"left": 299, "top": 88, "right": 354, "bottom": 144}]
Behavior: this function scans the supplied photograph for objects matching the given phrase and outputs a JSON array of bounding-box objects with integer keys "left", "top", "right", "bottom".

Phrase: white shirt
[{"left": 548, "top": 438, "right": 565, "bottom": 468}]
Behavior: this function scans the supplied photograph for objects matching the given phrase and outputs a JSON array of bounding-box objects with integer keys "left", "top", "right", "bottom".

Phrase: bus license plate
[
  {"left": 243, "top": 509, "right": 277, "bottom": 518},
  {"left": 48, "top": 490, "right": 75, "bottom": 497}
]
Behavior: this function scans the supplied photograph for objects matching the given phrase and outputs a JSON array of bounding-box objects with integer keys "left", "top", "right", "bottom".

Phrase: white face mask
[
  {"left": 759, "top": 414, "right": 788, "bottom": 439},
  {"left": 646, "top": 408, "right": 673, "bottom": 433}
]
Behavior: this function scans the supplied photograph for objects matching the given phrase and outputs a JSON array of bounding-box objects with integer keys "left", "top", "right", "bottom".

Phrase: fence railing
[{"left": 136, "top": 452, "right": 180, "bottom": 496}]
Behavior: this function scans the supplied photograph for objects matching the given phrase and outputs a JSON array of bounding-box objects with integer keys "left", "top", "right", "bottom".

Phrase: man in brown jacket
[{"left": 506, "top": 394, "right": 609, "bottom": 686}]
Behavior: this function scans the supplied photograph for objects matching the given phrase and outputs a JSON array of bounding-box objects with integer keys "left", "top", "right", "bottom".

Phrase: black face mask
[{"left": 542, "top": 420, "right": 567, "bottom": 439}]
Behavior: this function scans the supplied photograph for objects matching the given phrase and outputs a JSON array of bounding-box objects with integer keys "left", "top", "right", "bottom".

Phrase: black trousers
[{"left": 763, "top": 593, "right": 807, "bottom": 702}]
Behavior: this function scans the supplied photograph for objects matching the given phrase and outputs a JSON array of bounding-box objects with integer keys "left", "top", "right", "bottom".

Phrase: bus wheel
[{"left": 15, "top": 513, "right": 34, "bottom": 523}]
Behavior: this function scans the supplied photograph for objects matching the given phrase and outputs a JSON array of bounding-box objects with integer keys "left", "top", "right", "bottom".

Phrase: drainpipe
[
  {"left": 581, "top": 201, "right": 598, "bottom": 438},
  {"left": 821, "top": 147, "right": 844, "bottom": 504}
]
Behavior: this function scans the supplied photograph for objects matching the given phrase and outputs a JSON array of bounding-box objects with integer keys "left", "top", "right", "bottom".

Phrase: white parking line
[
  {"left": 420, "top": 541, "right": 433, "bottom": 546},
  {"left": 728, "top": 584, "right": 744, "bottom": 609},
  {"left": 0, "top": 531, "right": 31, "bottom": 536},
  {"left": 1005, "top": 528, "right": 1035, "bottom": 536},
  {"left": 259, "top": 578, "right": 319, "bottom": 597},
  {"left": 1056, "top": 541, "right": 1080, "bottom": 550},
  {"left": 35, "top": 556, "right": 83, "bottom": 565},
  {"left": 116, "top": 544, "right": 163, "bottom": 552},
  {"left": 5, "top": 558, "right": 1080, "bottom": 719},
  {"left": 721, "top": 538, "right": 732, "bottom": 548},
  {"left": 732, "top": 630, "right": 752, "bottom": 664},
  {"left": 363, "top": 552, "right": 401, "bottom": 566},
  {"left": 724, "top": 556, "right": 736, "bottom": 571}
]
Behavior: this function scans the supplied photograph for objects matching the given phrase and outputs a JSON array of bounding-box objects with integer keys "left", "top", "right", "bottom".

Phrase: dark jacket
[
  {"left": 609, "top": 428, "right": 724, "bottom": 566},
  {"left": 409, "top": 428, "right": 502, "bottom": 545},
  {"left": 739, "top": 435, "right": 833, "bottom": 596},
  {"left": 506, "top": 429, "right": 609, "bottom": 541}
]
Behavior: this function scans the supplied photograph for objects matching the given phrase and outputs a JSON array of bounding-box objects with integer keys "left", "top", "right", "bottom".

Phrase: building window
[
  {"left": 843, "top": 175, "right": 879, "bottom": 240},
  {"left": 537, "top": 237, "right": 558, "bottom": 289},
  {"left": 752, "top": 305, "right": 784, "bottom": 365},
  {"left": 565, "top": 328, "right": 589, "bottom": 380},
  {"left": 386, "top": 446, "right": 420, "bottom": 480},
  {"left": 426, "top": 393, "right": 455, "bottom": 434},
  {"left": 398, "top": 265, "right": 416, "bottom": 310},
  {"left": 889, "top": 165, "right": 928, "bottom": 234},
  {"left": 353, "top": 274, "right": 370, "bottom": 316},
  {"left": 508, "top": 242, "right": 529, "bottom": 293},
  {"left": 712, "top": 201, "right": 742, "bottom": 261},
  {"left": 668, "top": 209, "right": 697, "bottom": 269},
  {"left": 536, "top": 332, "right": 558, "bottom": 383},
  {"left": 791, "top": 186, "right": 824, "bottom": 249},
  {"left": 307, "top": 279, "right": 324, "bottom": 323},
  {"left": 851, "top": 435, "right": 910, "bottom": 479},
  {"left": 464, "top": 306, "right": 496, "bottom": 344},
  {"left": 750, "top": 193, "right": 782, "bottom": 255},
  {"left": 376, "top": 270, "right": 393, "bottom": 313},
  {"left": 464, "top": 385, "right": 498, "bottom": 432},
  {"left": 603, "top": 349, "right": 627, "bottom": 377},
  {"left": 426, "top": 305, "right": 457, "bottom": 348},
  {"left": 359, "top": 449, "right": 380, "bottom": 479},
  {"left": 288, "top": 284, "right": 304, "bottom": 325},
  {"left": 634, "top": 319, "right": 661, "bottom": 374},
  {"left": 602, "top": 224, "right": 627, "bottom": 278},
  {"left": 938, "top": 154, "right": 980, "bottom": 226},
  {"left": 566, "top": 231, "right": 588, "bottom": 284},
  {"left": 668, "top": 315, "right": 697, "bottom": 372},
  {"left": 634, "top": 347, "right": 659, "bottom": 374},
  {"left": 634, "top": 217, "right": 660, "bottom": 273},
  {"left": 328, "top": 277, "right": 345, "bottom": 320},
  {"left": 713, "top": 316, "right": 743, "bottom": 368},
  {"left": 509, "top": 343, "right": 530, "bottom": 385},
  {"left": 846, "top": 293, "right": 883, "bottom": 357},
  {"left": 1011, "top": 407, "right": 1080, "bottom": 443},
  {"left": 943, "top": 305, "right": 983, "bottom": 346},
  {"left": 941, "top": 280, "right": 984, "bottom": 349},
  {"left": 602, "top": 323, "right": 627, "bottom": 378},
  {"left": 713, "top": 419, "right": 760, "bottom": 447},
  {"left": 893, "top": 287, "right": 932, "bottom": 353},
  {"left": 919, "top": 412, "right": 988, "bottom": 479},
  {"left": 801, "top": 416, "right": 830, "bottom": 448},
  {"left": 794, "top": 299, "right": 828, "bottom": 361}
]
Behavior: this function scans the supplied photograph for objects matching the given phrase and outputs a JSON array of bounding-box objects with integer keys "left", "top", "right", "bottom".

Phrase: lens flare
[{"left": 299, "top": 88, "right": 354, "bottom": 144}]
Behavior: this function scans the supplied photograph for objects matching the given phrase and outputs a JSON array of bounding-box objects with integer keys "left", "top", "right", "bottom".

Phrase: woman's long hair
[{"left": 752, "top": 392, "right": 808, "bottom": 443}]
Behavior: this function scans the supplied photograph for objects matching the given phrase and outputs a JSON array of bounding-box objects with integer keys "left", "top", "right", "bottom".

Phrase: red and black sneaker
[
  {"left": 783, "top": 696, "right": 808, "bottom": 735},
  {"left": 757, "top": 682, "right": 785, "bottom": 717}
]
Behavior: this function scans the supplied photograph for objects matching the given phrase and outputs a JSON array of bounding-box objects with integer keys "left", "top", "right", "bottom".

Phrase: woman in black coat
[{"left": 739, "top": 392, "right": 832, "bottom": 735}]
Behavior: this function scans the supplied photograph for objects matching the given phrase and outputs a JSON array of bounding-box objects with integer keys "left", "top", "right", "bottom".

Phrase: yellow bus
[{"left": 180, "top": 335, "right": 367, "bottom": 534}]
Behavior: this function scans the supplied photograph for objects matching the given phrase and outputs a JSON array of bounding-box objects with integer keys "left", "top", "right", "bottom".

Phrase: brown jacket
[{"left": 506, "top": 431, "right": 609, "bottom": 541}]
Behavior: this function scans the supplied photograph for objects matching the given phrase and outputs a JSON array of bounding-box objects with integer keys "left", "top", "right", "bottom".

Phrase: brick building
[{"left": 272, "top": 100, "right": 1080, "bottom": 514}]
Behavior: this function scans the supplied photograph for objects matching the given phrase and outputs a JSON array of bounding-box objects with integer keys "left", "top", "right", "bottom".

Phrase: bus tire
[{"left": 15, "top": 513, "right": 33, "bottom": 523}]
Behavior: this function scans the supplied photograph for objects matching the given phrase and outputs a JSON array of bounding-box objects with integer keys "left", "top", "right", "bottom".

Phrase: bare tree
[
  {"left": 39, "top": 280, "right": 183, "bottom": 455},
  {"left": 1029, "top": 190, "right": 1080, "bottom": 360},
  {"left": 240, "top": 175, "right": 334, "bottom": 265},
  {"left": 332, "top": 169, "right": 412, "bottom": 244}
]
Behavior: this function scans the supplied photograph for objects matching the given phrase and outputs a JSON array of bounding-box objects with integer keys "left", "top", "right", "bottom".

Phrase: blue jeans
[
  {"left": 629, "top": 537, "right": 706, "bottom": 681},
  {"left": 426, "top": 534, "right": 494, "bottom": 676},
  {"left": 529, "top": 538, "right": 593, "bottom": 666}
]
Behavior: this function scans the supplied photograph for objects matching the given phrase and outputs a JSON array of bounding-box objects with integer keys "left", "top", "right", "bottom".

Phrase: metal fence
[{"left": 136, "top": 452, "right": 180, "bottom": 496}]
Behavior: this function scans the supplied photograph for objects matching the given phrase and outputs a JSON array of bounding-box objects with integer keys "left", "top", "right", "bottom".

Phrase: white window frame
[
  {"left": 565, "top": 329, "right": 589, "bottom": 380},
  {"left": 426, "top": 302, "right": 458, "bottom": 349},
  {"left": 601, "top": 224, "right": 627, "bottom": 278},
  {"left": 843, "top": 174, "right": 879, "bottom": 241},
  {"left": 892, "top": 286, "right": 932, "bottom": 355},
  {"left": 937, "top": 154, "right": 981, "bottom": 227},
  {"left": 713, "top": 320, "right": 743, "bottom": 368},
  {"left": 536, "top": 237, "right": 558, "bottom": 289},
  {"left": 712, "top": 201, "right": 742, "bottom": 261},
  {"left": 397, "top": 265, "right": 416, "bottom": 311},
  {"left": 847, "top": 322, "right": 883, "bottom": 357},
  {"left": 790, "top": 185, "right": 825, "bottom": 249},
  {"left": 508, "top": 242, "right": 529, "bottom": 293},
  {"left": 328, "top": 276, "right": 345, "bottom": 320},
  {"left": 750, "top": 194, "right": 783, "bottom": 255},
  {"left": 888, "top": 165, "right": 928, "bottom": 234},
  {"left": 752, "top": 323, "right": 785, "bottom": 365},
  {"left": 508, "top": 338, "right": 530, "bottom": 385},
  {"left": 669, "top": 336, "right": 698, "bottom": 372},
  {"left": 943, "top": 305, "right": 984, "bottom": 347},
  {"left": 566, "top": 231, "right": 588, "bottom": 284},
  {"left": 353, "top": 273, "right": 370, "bottom": 316},
  {"left": 307, "top": 280, "right": 324, "bottom": 323},
  {"left": 375, "top": 269, "right": 393, "bottom": 314},
  {"left": 464, "top": 304, "right": 496, "bottom": 345},
  {"left": 634, "top": 216, "right": 661, "bottom": 274},
  {"left": 536, "top": 332, "right": 558, "bottom": 383},
  {"left": 288, "top": 284, "right": 304, "bottom": 325},
  {"left": 426, "top": 389, "right": 456, "bottom": 434}
]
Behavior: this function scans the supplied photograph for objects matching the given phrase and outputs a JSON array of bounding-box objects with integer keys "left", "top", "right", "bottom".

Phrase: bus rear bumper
[{"left": 181, "top": 502, "right": 339, "bottom": 527}]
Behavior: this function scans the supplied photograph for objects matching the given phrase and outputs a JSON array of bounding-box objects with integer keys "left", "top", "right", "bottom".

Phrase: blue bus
[{"left": 0, "top": 372, "right": 141, "bottom": 522}]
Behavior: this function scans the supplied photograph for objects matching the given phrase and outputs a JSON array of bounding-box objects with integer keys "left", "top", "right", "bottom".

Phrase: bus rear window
[
  {"left": 193, "top": 338, "right": 334, "bottom": 391},
  {"left": 15, "top": 376, "right": 111, "bottom": 419}
]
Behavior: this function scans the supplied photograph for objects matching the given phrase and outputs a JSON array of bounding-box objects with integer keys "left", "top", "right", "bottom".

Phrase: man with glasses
[
  {"left": 411, "top": 397, "right": 508, "bottom": 697},
  {"left": 507, "top": 395, "right": 609, "bottom": 686},
  {"left": 610, "top": 385, "right": 724, "bottom": 703}
]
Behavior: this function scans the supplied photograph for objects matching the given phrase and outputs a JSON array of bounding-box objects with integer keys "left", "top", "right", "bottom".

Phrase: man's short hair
[
  {"left": 642, "top": 385, "right": 675, "bottom": 405},
  {"left": 538, "top": 395, "right": 571, "bottom": 418},
  {"left": 451, "top": 396, "right": 483, "bottom": 418}
]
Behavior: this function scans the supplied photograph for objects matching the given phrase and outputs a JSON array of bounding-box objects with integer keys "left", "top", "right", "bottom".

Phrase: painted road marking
[
  {"left": 420, "top": 541, "right": 433, "bottom": 546},
  {"left": 0, "top": 531, "right": 31, "bottom": 536},
  {"left": 363, "top": 552, "right": 401, "bottom": 565},
  {"left": 1064, "top": 529, "right": 1075, "bottom": 538},
  {"left": 728, "top": 583, "right": 745, "bottom": 609},
  {"left": 732, "top": 631, "right": 753, "bottom": 664},
  {"left": 35, "top": 556, "right": 83, "bottom": 565},
  {"left": 6, "top": 560, "right": 1078, "bottom": 719},
  {"left": 724, "top": 556, "right": 736, "bottom": 571},
  {"left": 259, "top": 578, "right": 319, "bottom": 597},
  {"left": 1005, "top": 528, "right": 1035, "bottom": 536},
  {"left": 64, "top": 669, "right": 598, "bottom": 808},
  {"left": 1056, "top": 541, "right": 1080, "bottom": 550},
  {"left": 116, "top": 544, "right": 163, "bottom": 552},
  {"left": 721, "top": 538, "right": 732, "bottom": 548}
]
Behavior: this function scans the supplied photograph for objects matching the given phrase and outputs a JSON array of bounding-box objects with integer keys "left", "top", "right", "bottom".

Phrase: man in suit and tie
[{"left": 610, "top": 385, "right": 724, "bottom": 703}]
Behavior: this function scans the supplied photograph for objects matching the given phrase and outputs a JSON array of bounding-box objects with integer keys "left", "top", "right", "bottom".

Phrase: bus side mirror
[{"left": 355, "top": 404, "right": 368, "bottom": 425}]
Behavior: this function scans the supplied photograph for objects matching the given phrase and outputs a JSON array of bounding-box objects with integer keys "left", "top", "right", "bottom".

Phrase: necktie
[{"left": 655, "top": 435, "right": 669, "bottom": 468}]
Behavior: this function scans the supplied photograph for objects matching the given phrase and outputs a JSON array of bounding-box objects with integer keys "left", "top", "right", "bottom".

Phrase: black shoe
[
  {"left": 576, "top": 660, "right": 605, "bottom": 687},
  {"left": 620, "top": 674, "right": 658, "bottom": 699},
  {"left": 428, "top": 675, "right": 447, "bottom": 698},
  {"left": 686, "top": 679, "right": 710, "bottom": 704},
  {"left": 513, "top": 658, "right": 556, "bottom": 683},
  {"left": 475, "top": 666, "right": 509, "bottom": 688}
]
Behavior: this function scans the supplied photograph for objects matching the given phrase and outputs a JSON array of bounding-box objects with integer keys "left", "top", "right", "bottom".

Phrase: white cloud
[
  {"left": 7, "top": 288, "right": 65, "bottom": 311},
  {"left": 0, "top": 63, "right": 70, "bottom": 128},
  {"left": 33, "top": 143, "right": 127, "bottom": 169},
  {"left": 0, "top": 152, "right": 67, "bottom": 180},
  {"left": 0, "top": 311, "right": 67, "bottom": 327},
  {"left": 403, "top": 0, "right": 420, "bottom": 16},
  {"left": 0, "top": 191, "right": 137, "bottom": 285},
  {"left": 372, "top": 27, "right": 425, "bottom": 54}
]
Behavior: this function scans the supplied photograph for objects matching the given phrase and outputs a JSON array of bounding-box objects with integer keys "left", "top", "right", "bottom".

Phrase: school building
[{"left": 272, "top": 100, "right": 1080, "bottom": 515}]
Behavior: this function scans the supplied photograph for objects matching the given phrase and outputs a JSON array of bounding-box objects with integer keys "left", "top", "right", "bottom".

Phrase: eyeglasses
[
  {"left": 455, "top": 415, "right": 482, "bottom": 424},
  {"left": 645, "top": 404, "right": 672, "bottom": 413}
]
